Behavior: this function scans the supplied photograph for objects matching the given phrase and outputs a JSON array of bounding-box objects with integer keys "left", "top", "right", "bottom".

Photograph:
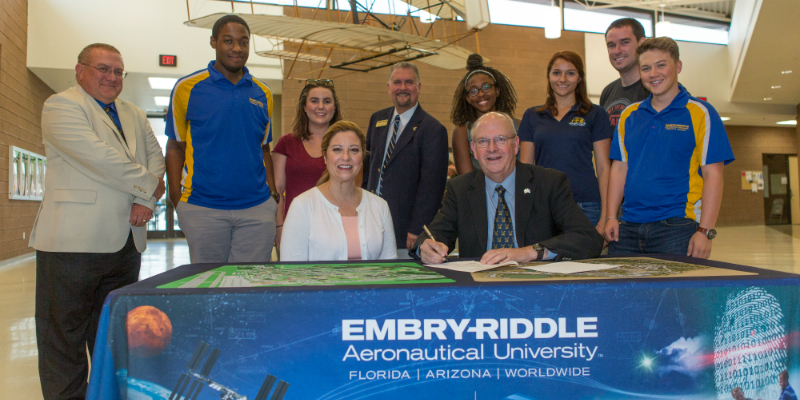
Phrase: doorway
[
  {"left": 762, "top": 154, "right": 795, "bottom": 225},
  {"left": 146, "top": 181, "right": 185, "bottom": 239},
  {"left": 145, "top": 116, "right": 185, "bottom": 239}
]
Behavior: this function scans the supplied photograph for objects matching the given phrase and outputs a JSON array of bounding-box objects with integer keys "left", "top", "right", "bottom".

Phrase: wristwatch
[
  {"left": 532, "top": 243, "right": 545, "bottom": 261},
  {"left": 270, "top": 191, "right": 281, "bottom": 203},
  {"left": 697, "top": 227, "right": 717, "bottom": 240}
]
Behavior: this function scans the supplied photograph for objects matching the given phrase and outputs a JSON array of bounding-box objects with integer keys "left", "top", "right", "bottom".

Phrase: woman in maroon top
[{"left": 273, "top": 79, "right": 343, "bottom": 247}]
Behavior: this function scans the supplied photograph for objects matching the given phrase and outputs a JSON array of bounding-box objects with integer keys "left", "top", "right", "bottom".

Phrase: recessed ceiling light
[
  {"left": 764, "top": 97, "right": 773, "bottom": 101},
  {"left": 777, "top": 120, "right": 797, "bottom": 126},
  {"left": 154, "top": 96, "right": 170, "bottom": 106},
  {"left": 148, "top": 77, "right": 178, "bottom": 90},
  {"left": 781, "top": 70, "right": 792, "bottom": 74},
  {"left": 720, "top": 117, "right": 730, "bottom": 121},
  {"left": 771, "top": 86, "right": 781, "bottom": 89}
]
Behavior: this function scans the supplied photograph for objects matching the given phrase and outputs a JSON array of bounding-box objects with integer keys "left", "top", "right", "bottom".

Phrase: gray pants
[{"left": 176, "top": 199, "right": 277, "bottom": 263}]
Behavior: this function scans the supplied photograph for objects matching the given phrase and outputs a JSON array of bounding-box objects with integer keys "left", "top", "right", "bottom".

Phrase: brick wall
[
  {"left": 279, "top": 8, "right": 585, "bottom": 141},
  {"left": 0, "top": 0, "right": 55, "bottom": 261},
  {"left": 718, "top": 125, "right": 797, "bottom": 226}
]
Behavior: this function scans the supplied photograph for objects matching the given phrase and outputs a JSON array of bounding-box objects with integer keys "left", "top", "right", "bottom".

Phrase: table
[{"left": 87, "top": 256, "right": 800, "bottom": 400}]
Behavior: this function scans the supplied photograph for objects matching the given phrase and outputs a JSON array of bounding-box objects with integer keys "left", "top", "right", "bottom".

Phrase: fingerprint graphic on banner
[{"left": 714, "top": 287, "right": 786, "bottom": 400}]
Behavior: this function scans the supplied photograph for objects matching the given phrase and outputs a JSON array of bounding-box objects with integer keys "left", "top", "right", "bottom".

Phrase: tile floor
[{"left": 2, "top": 225, "right": 800, "bottom": 399}]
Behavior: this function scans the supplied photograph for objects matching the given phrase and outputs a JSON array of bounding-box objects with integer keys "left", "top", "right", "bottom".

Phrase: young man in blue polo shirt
[
  {"left": 604, "top": 37, "right": 734, "bottom": 259},
  {"left": 780, "top": 370, "right": 798, "bottom": 400},
  {"left": 166, "top": 15, "right": 278, "bottom": 263}
]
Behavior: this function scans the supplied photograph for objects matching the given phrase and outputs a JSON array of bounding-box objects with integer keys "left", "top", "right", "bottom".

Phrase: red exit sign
[{"left": 159, "top": 55, "right": 177, "bottom": 67}]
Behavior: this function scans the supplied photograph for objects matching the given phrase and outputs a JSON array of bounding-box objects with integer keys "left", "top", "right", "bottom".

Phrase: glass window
[
  {"left": 563, "top": 3, "right": 653, "bottom": 37},
  {"left": 488, "top": 0, "right": 550, "bottom": 28},
  {"left": 657, "top": 14, "right": 729, "bottom": 45}
]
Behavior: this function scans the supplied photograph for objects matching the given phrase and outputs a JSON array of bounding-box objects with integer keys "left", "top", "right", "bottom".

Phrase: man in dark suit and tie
[
  {"left": 415, "top": 112, "right": 603, "bottom": 264},
  {"left": 363, "top": 62, "right": 449, "bottom": 257}
]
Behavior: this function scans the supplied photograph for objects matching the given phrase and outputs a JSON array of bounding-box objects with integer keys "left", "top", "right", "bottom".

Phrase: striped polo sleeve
[
  {"left": 165, "top": 70, "right": 209, "bottom": 142},
  {"left": 252, "top": 78, "right": 274, "bottom": 146},
  {"left": 610, "top": 102, "right": 641, "bottom": 163},
  {"left": 686, "top": 99, "right": 734, "bottom": 166}
]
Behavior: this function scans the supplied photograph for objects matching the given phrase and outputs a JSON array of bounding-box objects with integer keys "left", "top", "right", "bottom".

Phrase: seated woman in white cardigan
[{"left": 280, "top": 121, "right": 397, "bottom": 261}]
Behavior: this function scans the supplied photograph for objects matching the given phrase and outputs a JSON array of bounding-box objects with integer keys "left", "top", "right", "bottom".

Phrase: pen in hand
[
  {"left": 423, "top": 225, "right": 436, "bottom": 242},
  {"left": 422, "top": 225, "right": 448, "bottom": 262}
]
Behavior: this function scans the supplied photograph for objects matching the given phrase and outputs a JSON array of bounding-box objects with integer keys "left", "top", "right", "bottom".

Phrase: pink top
[
  {"left": 341, "top": 216, "right": 362, "bottom": 260},
  {"left": 273, "top": 134, "right": 326, "bottom": 214}
]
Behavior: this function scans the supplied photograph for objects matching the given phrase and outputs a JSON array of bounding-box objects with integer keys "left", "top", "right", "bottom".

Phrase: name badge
[{"left": 375, "top": 119, "right": 388, "bottom": 127}]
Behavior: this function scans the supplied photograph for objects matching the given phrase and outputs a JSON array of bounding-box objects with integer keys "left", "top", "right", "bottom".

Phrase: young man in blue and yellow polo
[
  {"left": 603, "top": 37, "right": 734, "bottom": 259},
  {"left": 165, "top": 14, "right": 278, "bottom": 263}
]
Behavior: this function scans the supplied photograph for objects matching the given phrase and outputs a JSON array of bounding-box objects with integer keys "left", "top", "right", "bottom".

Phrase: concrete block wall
[{"left": 0, "top": 0, "right": 55, "bottom": 261}]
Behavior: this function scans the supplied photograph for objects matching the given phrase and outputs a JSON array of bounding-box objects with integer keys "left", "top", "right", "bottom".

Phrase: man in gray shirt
[{"left": 600, "top": 18, "right": 650, "bottom": 129}]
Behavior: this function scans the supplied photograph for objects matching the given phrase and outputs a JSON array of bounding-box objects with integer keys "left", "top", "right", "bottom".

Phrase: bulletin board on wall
[{"left": 740, "top": 170, "right": 764, "bottom": 192}]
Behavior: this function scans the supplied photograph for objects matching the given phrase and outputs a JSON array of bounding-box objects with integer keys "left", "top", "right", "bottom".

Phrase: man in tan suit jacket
[{"left": 29, "top": 43, "right": 165, "bottom": 400}]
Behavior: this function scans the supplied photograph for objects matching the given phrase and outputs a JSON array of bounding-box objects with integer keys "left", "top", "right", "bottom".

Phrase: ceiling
[
  {"left": 576, "top": 0, "right": 735, "bottom": 22},
  {"left": 729, "top": 0, "right": 800, "bottom": 106}
]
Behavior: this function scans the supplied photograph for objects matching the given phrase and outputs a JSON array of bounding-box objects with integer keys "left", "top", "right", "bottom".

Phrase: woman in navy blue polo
[
  {"left": 450, "top": 54, "right": 519, "bottom": 175},
  {"left": 519, "top": 51, "right": 613, "bottom": 234}
]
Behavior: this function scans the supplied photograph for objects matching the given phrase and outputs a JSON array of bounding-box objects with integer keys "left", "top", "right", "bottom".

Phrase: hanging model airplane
[{"left": 183, "top": 0, "right": 489, "bottom": 77}]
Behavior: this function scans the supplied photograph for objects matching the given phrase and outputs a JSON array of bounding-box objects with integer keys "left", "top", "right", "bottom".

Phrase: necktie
[
  {"left": 377, "top": 115, "right": 401, "bottom": 196},
  {"left": 103, "top": 106, "right": 127, "bottom": 145},
  {"left": 492, "top": 185, "right": 514, "bottom": 249}
]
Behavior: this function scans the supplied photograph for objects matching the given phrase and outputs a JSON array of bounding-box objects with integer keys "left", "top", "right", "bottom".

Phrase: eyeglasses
[
  {"left": 305, "top": 79, "right": 334, "bottom": 88},
  {"left": 81, "top": 63, "right": 127, "bottom": 79},
  {"left": 474, "top": 135, "right": 516, "bottom": 148},
  {"left": 466, "top": 83, "right": 495, "bottom": 97}
]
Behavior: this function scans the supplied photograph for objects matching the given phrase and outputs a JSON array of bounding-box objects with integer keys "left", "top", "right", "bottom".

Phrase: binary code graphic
[{"left": 714, "top": 287, "right": 786, "bottom": 400}]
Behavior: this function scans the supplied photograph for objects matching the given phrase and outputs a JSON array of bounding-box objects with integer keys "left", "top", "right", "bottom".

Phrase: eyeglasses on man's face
[
  {"left": 466, "top": 82, "right": 495, "bottom": 97},
  {"left": 81, "top": 63, "right": 127, "bottom": 79},
  {"left": 473, "top": 135, "right": 516, "bottom": 148}
]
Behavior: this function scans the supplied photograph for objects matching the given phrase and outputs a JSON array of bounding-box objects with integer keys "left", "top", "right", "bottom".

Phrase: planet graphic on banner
[{"left": 126, "top": 305, "right": 173, "bottom": 357}]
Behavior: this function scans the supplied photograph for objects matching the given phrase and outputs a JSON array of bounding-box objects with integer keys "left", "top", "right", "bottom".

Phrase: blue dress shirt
[{"left": 95, "top": 99, "right": 122, "bottom": 132}]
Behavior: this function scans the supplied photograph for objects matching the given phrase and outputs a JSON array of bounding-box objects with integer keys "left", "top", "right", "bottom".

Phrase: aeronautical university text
[{"left": 341, "top": 318, "right": 600, "bottom": 362}]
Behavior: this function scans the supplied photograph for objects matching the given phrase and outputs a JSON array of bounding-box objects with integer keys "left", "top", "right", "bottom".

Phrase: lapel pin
[
  {"left": 524, "top": 188, "right": 531, "bottom": 194},
  {"left": 413, "top": 127, "right": 417, "bottom": 131}
]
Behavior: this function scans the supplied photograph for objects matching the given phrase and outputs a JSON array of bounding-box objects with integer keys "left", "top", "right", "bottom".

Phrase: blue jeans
[
  {"left": 577, "top": 201, "right": 601, "bottom": 227},
  {"left": 608, "top": 217, "right": 698, "bottom": 256}
]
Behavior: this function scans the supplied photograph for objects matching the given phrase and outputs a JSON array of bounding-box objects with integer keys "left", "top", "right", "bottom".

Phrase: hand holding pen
[{"left": 420, "top": 225, "right": 448, "bottom": 264}]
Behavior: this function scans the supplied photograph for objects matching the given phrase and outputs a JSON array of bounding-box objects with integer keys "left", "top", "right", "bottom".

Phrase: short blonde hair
[{"left": 637, "top": 37, "right": 680, "bottom": 63}]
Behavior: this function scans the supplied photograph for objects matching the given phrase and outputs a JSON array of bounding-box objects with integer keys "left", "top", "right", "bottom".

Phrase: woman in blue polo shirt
[{"left": 519, "top": 51, "right": 613, "bottom": 233}]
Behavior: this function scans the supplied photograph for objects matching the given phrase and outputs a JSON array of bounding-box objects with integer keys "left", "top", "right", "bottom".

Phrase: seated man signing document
[{"left": 414, "top": 112, "right": 604, "bottom": 265}]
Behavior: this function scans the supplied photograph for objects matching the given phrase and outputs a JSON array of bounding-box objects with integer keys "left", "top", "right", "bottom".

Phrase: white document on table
[
  {"left": 425, "top": 260, "right": 518, "bottom": 272},
  {"left": 521, "top": 262, "right": 621, "bottom": 274}
]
